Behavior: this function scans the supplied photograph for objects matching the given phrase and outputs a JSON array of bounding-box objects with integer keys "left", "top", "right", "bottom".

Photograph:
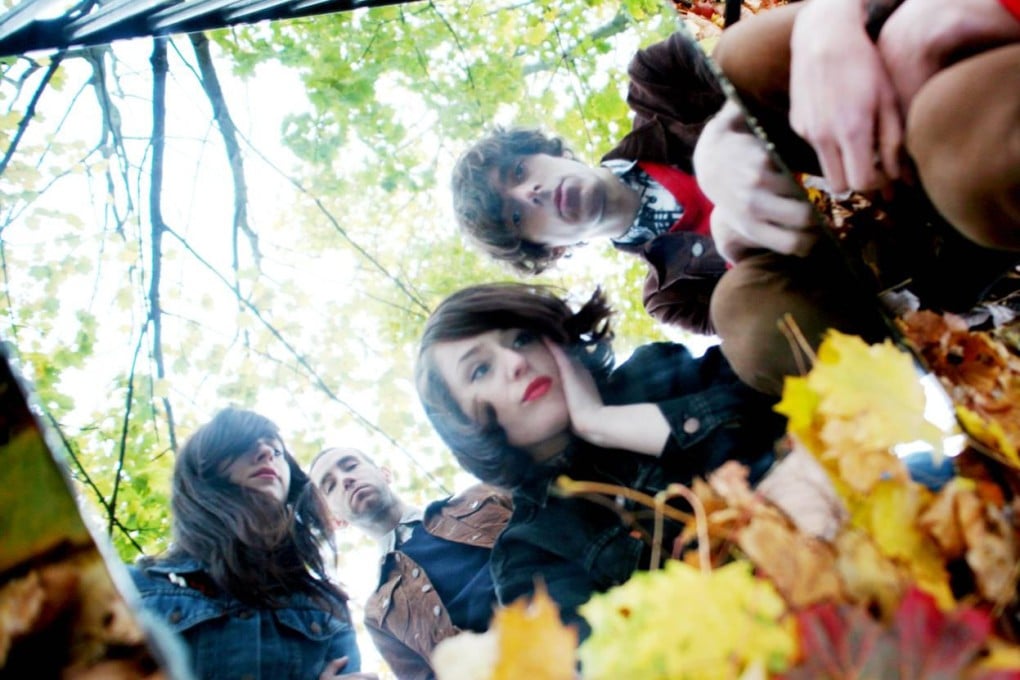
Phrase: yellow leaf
[
  {"left": 492, "top": 584, "right": 578, "bottom": 680},
  {"left": 432, "top": 585, "right": 576, "bottom": 680},
  {"left": 834, "top": 529, "right": 905, "bottom": 618},
  {"left": 851, "top": 480, "right": 955, "bottom": 610},
  {"left": 579, "top": 561, "right": 796, "bottom": 679},
  {"left": 957, "top": 405, "right": 1020, "bottom": 467}
]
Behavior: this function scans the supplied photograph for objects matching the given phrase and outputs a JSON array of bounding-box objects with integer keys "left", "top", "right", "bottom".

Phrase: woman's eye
[
  {"left": 513, "top": 330, "right": 535, "bottom": 348},
  {"left": 470, "top": 362, "right": 490, "bottom": 382},
  {"left": 510, "top": 210, "right": 521, "bottom": 228},
  {"left": 513, "top": 160, "right": 525, "bottom": 180}
]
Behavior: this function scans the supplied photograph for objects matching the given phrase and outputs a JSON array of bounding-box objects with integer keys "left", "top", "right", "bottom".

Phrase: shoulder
[{"left": 424, "top": 483, "right": 513, "bottom": 545}]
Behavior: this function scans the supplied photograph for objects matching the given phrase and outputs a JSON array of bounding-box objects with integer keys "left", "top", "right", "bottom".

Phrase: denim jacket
[
  {"left": 129, "top": 557, "right": 360, "bottom": 680},
  {"left": 490, "top": 343, "right": 784, "bottom": 638}
]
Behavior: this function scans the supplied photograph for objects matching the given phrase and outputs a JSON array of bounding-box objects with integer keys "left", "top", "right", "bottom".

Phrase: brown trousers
[{"left": 708, "top": 3, "right": 1020, "bottom": 395}]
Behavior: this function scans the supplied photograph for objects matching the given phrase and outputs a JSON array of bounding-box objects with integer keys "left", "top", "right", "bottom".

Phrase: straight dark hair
[
  {"left": 416, "top": 283, "right": 614, "bottom": 488},
  {"left": 159, "top": 408, "right": 346, "bottom": 609}
]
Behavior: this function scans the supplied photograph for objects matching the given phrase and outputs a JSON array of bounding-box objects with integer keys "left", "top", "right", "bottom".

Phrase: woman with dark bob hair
[
  {"left": 416, "top": 283, "right": 785, "bottom": 636},
  {"left": 129, "top": 407, "right": 375, "bottom": 679}
]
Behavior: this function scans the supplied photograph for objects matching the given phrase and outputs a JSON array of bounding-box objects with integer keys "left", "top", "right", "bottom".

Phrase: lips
[
  {"left": 554, "top": 182, "right": 565, "bottom": 218},
  {"left": 523, "top": 376, "right": 552, "bottom": 403},
  {"left": 251, "top": 466, "right": 278, "bottom": 481},
  {"left": 348, "top": 484, "right": 373, "bottom": 506}
]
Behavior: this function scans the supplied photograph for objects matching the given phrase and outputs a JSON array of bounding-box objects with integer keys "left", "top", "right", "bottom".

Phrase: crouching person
[{"left": 310, "top": 447, "right": 511, "bottom": 679}]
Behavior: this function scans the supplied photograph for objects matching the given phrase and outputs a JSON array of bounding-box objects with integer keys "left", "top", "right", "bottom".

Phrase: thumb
[{"left": 322, "top": 656, "right": 349, "bottom": 677}]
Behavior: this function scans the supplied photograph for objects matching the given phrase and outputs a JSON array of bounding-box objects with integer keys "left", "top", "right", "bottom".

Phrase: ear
[
  {"left": 330, "top": 514, "right": 349, "bottom": 531},
  {"left": 550, "top": 246, "right": 569, "bottom": 259},
  {"left": 381, "top": 466, "right": 394, "bottom": 484}
]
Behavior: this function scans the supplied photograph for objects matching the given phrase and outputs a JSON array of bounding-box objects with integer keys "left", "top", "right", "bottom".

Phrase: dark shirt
[
  {"left": 399, "top": 520, "right": 497, "bottom": 633},
  {"left": 490, "top": 343, "right": 784, "bottom": 638}
]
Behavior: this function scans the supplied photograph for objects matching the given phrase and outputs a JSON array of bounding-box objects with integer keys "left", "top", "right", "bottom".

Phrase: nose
[
  {"left": 499, "top": 346, "right": 529, "bottom": 380},
  {"left": 510, "top": 182, "right": 547, "bottom": 206},
  {"left": 252, "top": 440, "right": 274, "bottom": 463}
]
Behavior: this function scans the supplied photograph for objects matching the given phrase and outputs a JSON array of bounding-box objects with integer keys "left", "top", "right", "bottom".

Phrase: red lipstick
[{"left": 523, "top": 376, "right": 552, "bottom": 402}]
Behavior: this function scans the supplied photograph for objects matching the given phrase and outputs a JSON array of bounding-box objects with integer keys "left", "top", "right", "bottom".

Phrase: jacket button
[
  {"left": 310, "top": 622, "right": 322, "bottom": 634},
  {"left": 412, "top": 568, "right": 420, "bottom": 578},
  {"left": 470, "top": 500, "right": 480, "bottom": 509},
  {"left": 382, "top": 598, "right": 390, "bottom": 608},
  {"left": 433, "top": 605, "right": 441, "bottom": 617},
  {"left": 471, "top": 534, "right": 480, "bottom": 541},
  {"left": 421, "top": 584, "right": 432, "bottom": 593},
  {"left": 683, "top": 417, "right": 700, "bottom": 434},
  {"left": 167, "top": 610, "right": 182, "bottom": 624},
  {"left": 238, "top": 610, "right": 254, "bottom": 620},
  {"left": 692, "top": 242, "right": 704, "bottom": 257}
]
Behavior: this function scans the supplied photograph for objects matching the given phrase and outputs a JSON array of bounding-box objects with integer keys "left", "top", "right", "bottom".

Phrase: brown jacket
[
  {"left": 602, "top": 31, "right": 729, "bottom": 336},
  {"left": 363, "top": 484, "right": 512, "bottom": 680}
]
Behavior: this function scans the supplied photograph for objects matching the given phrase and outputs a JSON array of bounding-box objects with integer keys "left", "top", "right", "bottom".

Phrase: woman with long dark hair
[
  {"left": 130, "top": 407, "right": 374, "bottom": 679},
  {"left": 415, "top": 283, "right": 784, "bottom": 636}
]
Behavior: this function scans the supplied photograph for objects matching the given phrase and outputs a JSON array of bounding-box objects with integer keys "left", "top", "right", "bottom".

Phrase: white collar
[{"left": 376, "top": 505, "right": 424, "bottom": 557}]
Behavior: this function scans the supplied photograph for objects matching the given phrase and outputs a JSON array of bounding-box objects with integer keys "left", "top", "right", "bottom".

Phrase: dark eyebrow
[{"left": 336, "top": 454, "right": 359, "bottom": 468}]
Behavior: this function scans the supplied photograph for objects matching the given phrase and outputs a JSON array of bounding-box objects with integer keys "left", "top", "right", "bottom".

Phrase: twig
[{"left": 0, "top": 52, "right": 65, "bottom": 176}]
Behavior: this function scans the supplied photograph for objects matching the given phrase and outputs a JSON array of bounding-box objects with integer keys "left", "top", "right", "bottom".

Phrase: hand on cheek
[{"left": 544, "top": 338, "right": 605, "bottom": 440}]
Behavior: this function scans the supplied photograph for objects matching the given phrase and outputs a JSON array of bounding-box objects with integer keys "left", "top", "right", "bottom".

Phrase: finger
[
  {"left": 748, "top": 192, "right": 817, "bottom": 230},
  {"left": 875, "top": 92, "right": 903, "bottom": 183},
  {"left": 838, "top": 125, "right": 885, "bottom": 193},
  {"left": 814, "top": 140, "right": 849, "bottom": 195},
  {"left": 321, "top": 657, "right": 349, "bottom": 678}
]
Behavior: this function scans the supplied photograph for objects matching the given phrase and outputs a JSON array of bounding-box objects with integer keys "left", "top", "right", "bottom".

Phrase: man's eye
[
  {"left": 513, "top": 330, "right": 535, "bottom": 348},
  {"left": 325, "top": 480, "right": 335, "bottom": 493},
  {"left": 470, "top": 363, "right": 490, "bottom": 382}
]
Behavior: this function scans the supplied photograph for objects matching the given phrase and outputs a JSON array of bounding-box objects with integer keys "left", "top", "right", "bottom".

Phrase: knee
[
  {"left": 711, "top": 260, "right": 805, "bottom": 397},
  {"left": 906, "top": 46, "right": 1020, "bottom": 250}
]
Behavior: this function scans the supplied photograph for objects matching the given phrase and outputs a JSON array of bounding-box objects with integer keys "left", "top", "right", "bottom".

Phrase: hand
[
  {"left": 319, "top": 656, "right": 379, "bottom": 679},
  {"left": 789, "top": 0, "right": 903, "bottom": 193},
  {"left": 877, "top": 0, "right": 1020, "bottom": 114},
  {"left": 545, "top": 339, "right": 670, "bottom": 456},
  {"left": 544, "top": 338, "right": 606, "bottom": 439},
  {"left": 694, "top": 99, "right": 818, "bottom": 263}
]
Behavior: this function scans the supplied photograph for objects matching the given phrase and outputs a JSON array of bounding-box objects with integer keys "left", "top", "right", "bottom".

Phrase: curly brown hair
[
  {"left": 416, "top": 283, "right": 615, "bottom": 488},
  {"left": 451, "top": 128, "right": 571, "bottom": 274}
]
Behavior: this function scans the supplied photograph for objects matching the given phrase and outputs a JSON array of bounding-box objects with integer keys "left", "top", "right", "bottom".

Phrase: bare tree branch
[
  {"left": 522, "top": 9, "right": 631, "bottom": 76},
  {"left": 45, "top": 412, "right": 146, "bottom": 555},
  {"left": 88, "top": 46, "right": 135, "bottom": 233},
  {"left": 189, "top": 32, "right": 260, "bottom": 284},
  {"left": 0, "top": 52, "right": 65, "bottom": 177},
  {"left": 164, "top": 225, "right": 450, "bottom": 495},
  {"left": 238, "top": 139, "right": 431, "bottom": 317},
  {"left": 147, "top": 37, "right": 179, "bottom": 457},
  {"left": 109, "top": 322, "right": 145, "bottom": 537}
]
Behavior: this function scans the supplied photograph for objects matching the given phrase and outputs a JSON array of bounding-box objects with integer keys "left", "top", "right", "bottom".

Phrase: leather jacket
[
  {"left": 602, "top": 31, "right": 729, "bottom": 335},
  {"left": 363, "top": 485, "right": 512, "bottom": 680}
]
